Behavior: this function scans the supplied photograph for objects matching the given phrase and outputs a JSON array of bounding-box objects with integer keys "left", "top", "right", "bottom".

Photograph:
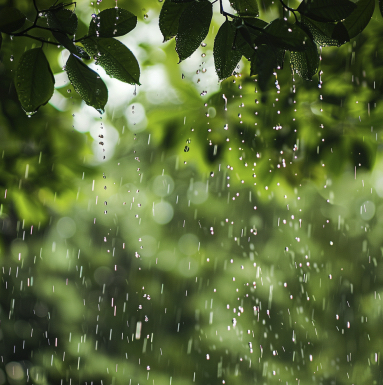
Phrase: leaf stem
[
  {"left": 279, "top": 0, "right": 298, "bottom": 23},
  {"left": 33, "top": 0, "right": 39, "bottom": 13}
]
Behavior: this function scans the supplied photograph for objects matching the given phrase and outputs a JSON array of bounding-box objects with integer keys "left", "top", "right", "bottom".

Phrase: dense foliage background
[{"left": 1, "top": 0, "right": 383, "bottom": 384}]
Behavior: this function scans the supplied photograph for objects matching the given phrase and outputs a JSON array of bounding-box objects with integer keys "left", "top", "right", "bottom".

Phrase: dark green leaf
[
  {"left": 65, "top": 54, "right": 108, "bottom": 113},
  {"left": 15, "top": 48, "right": 55, "bottom": 114},
  {"left": 175, "top": 0, "right": 213, "bottom": 62},
  {"left": 250, "top": 45, "right": 282, "bottom": 92},
  {"left": 47, "top": 8, "right": 78, "bottom": 35},
  {"left": 380, "top": 0, "right": 383, "bottom": 17},
  {"left": 83, "top": 37, "right": 140, "bottom": 85},
  {"left": 262, "top": 19, "right": 312, "bottom": 51},
  {"left": 231, "top": 0, "right": 259, "bottom": 17},
  {"left": 234, "top": 18, "right": 267, "bottom": 59},
  {"left": 52, "top": 30, "right": 78, "bottom": 55},
  {"left": 340, "top": 0, "right": 375, "bottom": 39},
  {"left": 214, "top": 20, "right": 243, "bottom": 80},
  {"left": 0, "top": 7, "right": 25, "bottom": 33},
  {"left": 300, "top": 16, "right": 341, "bottom": 46},
  {"left": 290, "top": 38, "right": 319, "bottom": 80},
  {"left": 170, "top": 0, "right": 196, "bottom": 2},
  {"left": 88, "top": 8, "right": 137, "bottom": 38},
  {"left": 75, "top": 46, "right": 91, "bottom": 60},
  {"left": 297, "top": 0, "right": 356, "bottom": 22},
  {"left": 159, "top": 0, "right": 190, "bottom": 42},
  {"left": 331, "top": 21, "right": 350, "bottom": 44}
]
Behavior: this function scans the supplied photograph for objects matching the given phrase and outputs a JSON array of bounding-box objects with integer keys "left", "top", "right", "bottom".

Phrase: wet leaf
[
  {"left": 331, "top": 21, "right": 350, "bottom": 44},
  {"left": 159, "top": 0, "right": 190, "bottom": 42},
  {"left": 88, "top": 8, "right": 137, "bottom": 38},
  {"left": 300, "top": 16, "right": 341, "bottom": 46},
  {"left": 214, "top": 20, "right": 242, "bottom": 80},
  {"left": 234, "top": 18, "right": 267, "bottom": 59},
  {"left": 297, "top": 0, "right": 356, "bottom": 22},
  {"left": 262, "top": 19, "right": 311, "bottom": 51},
  {"left": 231, "top": 0, "right": 259, "bottom": 18},
  {"left": 176, "top": 0, "right": 213, "bottom": 62},
  {"left": 83, "top": 37, "right": 140, "bottom": 85},
  {"left": 15, "top": 48, "right": 55, "bottom": 114},
  {"left": 340, "top": 0, "right": 375, "bottom": 39},
  {"left": 47, "top": 8, "right": 78, "bottom": 35},
  {"left": 290, "top": 38, "right": 319, "bottom": 80},
  {"left": 65, "top": 54, "right": 108, "bottom": 112},
  {"left": 250, "top": 45, "right": 282, "bottom": 91},
  {"left": 52, "top": 30, "right": 78, "bottom": 55},
  {"left": 0, "top": 7, "right": 26, "bottom": 33},
  {"left": 75, "top": 45, "right": 91, "bottom": 60}
]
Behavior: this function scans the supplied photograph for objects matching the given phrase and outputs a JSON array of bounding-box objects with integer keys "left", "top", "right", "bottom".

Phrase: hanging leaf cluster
[
  {"left": 0, "top": 2, "right": 140, "bottom": 115},
  {"left": 159, "top": 0, "right": 377, "bottom": 88}
]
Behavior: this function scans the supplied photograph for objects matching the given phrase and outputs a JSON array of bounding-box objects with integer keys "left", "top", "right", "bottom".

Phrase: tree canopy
[{"left": 1, "top": 0, "right": 383, "bottom": 385}]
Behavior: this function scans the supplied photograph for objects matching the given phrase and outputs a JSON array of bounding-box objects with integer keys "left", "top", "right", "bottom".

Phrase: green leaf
[
  {"left": 380, "top": 0, "right": 383, "bottom": 18},
  {"left": 159, "top": 0, "right": 190, "bottom": 42},
  {"left": 88, "top": 8, "right": 137, "bottom": 38},
  {"left": 65, "top": 54, "right": 108, "bottom": 113},
  {"left": 47, "top": 8, "right": 78, "bottom": 35},
  {"left": 339, "top": 0, "right": 375, "bottom": 39},
  {"left": 175, "top": 0, "right": 213, "bottom": 62},
  {"left": 234, "top": 18, "right": 267, "bottom": 59},
  {"left": 300, "top": 16, "right": 341, "bottom": 46},
  {"left": 230, "top": 0, "right": 259, "bottom": 18},
  {"left": 297, "top": 0, "right": 356, "bottom": 22},
  {"left": 250, "top": 45, "right": 281, "bottom": 92},
  {"left": 15, "top": 48, "right": 55, "bottom": 114},
  {"left": 170, "top": 0, "right": 196, "bottom": 2},
  {"left": 331, "top": 22, "right": 350, "bottom": 44},
  {"left": 83, "top": 37, "right": 140, "bottom": 85},
  {"left": 214, "top": 20, "right": 243, "bottom": 80},
  {"left": 75, "top": 46, "right": 91, "bottom": 60},
  {"left": 290, "top": 38, "right": 319, "bottom": 80},
  {"left": 0, "top": 7, "right": 26, "bottom": 33},
  {"left": 262, "top": 19, "right": 312, "bottom": 51},
  {"left": 52, "top": 30, "right": 78, "bottom": 55}
]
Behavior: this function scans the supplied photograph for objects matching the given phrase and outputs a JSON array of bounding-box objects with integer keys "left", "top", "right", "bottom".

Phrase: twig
[{"left": 279, "top": 0, "right": 298, "bottom": 23}]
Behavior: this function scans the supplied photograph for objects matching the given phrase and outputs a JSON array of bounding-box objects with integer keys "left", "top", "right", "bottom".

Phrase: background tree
[{"left": 1, "top": 0, "right": 383, "bottom": 384}]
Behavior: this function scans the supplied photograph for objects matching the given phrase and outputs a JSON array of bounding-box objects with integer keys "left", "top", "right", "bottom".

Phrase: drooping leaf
[
  {"left": 0, "top": 7, "right": 26, "bottom": 33},
  {"left": 88, "top": 8, "right": 137, "bottom": 38},
  {"left": 230, "top": 0, "right": 259, "bottom": 17},
  {"left": 214, "top": 20, "right": 243, "bottom": 80},
  {"left": 47, "top": 8, "right": 78, "bottom": 35},
  {"left": 159, "top": 0, "right": 190, "bottom": 42},
  {"left": 262, "top": 19, "right": 312, "bottom": 51},
  {"left": 290, "top": 38, "right": 319, "bottom": 80},
  {"left": 234, "top": 18, "right": 267, "bottom": 59},
  {"left": 297, "top": 0, "right": 356, "bottom": 22},
  {"left": 75, "top": 45, "right": 91, "bottom": 60},
  {"left": 65, "top": 54, "right": 108, "bottom": 113},
  {"left": 83, "top": 37, "right": 140, "bottom": 85},
  {"left": 52, "top": 30, "right": 78, "bottom": 55},
  {"left": 300, "top": 16, "right": 341, "bottom": 46},
  {"left": 15, "top": 48, "right": 55, "bottom": 114},
  {"left": 331, "top": 22, "right": 350, "bottom": 44},
  {"left": 175, "top": 0, "right": 213, "bottom": 62},
  {"left": 250, "top": 45, "right": 282, "bottom": 92},
  {"left": 339, "top": 0, "right": 375, "bottom": 39}
]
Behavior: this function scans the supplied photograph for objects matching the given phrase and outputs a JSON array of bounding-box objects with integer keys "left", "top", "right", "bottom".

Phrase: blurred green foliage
[{"left": 1, "top": 0, "right": 383, "bottom": 385}]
